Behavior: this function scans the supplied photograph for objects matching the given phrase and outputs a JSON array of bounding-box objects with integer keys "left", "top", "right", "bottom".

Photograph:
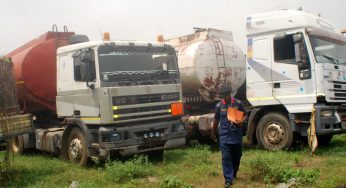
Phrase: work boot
[
  {"left": 225, "top": 181, "right": 232, "bottom": 188},
  {"left": 233, "top": 172, "right": 237, "bottom": 179}
]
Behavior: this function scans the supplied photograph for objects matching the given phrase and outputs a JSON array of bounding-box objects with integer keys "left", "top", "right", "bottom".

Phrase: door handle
[{"left": 274, "top": 83, "right": 280, "bottom": 88}]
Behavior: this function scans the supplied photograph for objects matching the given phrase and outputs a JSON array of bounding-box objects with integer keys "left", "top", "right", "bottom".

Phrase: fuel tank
[
  {"left": 166, "top": 28, "right": 246, "bottom": 104},
  {"left": 6, "top": 31, "right": 75, "bottom": 113}
]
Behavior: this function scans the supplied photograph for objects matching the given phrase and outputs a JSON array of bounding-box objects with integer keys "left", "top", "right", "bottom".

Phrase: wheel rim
[
  {"left": 264, "top": 121, "right": 284, "bottom": 145},
  {"left": 70, "top": 138, "right": 83, "bottom": 160}
]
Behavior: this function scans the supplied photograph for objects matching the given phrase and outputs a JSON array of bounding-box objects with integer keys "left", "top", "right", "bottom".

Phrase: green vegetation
[
  {"left": 0, "top": 134, "right": 345, "bottom": 187},
  {"left": 106, "top": 155, "right": 153, "bottom": 183},
  {"left": 160, "top": 176, "right": 192, "bottom": 188},
  {"left": 0, "top": 56, "right": 11, "bottom": 63},
  {"left": 248, "top": 153, "right": 319, "bottom": 185}
]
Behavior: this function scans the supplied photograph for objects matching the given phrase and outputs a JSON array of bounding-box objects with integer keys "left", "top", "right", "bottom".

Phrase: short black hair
[{"left": 219, "top": 85, "right": 232, "bottom": 98}]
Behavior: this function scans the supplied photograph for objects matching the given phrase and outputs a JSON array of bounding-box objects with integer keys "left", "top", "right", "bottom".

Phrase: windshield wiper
[
  {"left": 102, "top": 72, "right": 139, "bottom": 85},
  {"left": 322, "top": 55, "right": 340, "bottom": 64},
  {"left": 155, "top": 70, "right": 178, "bottom": 83},
  {"left": 144, "top": 72, "right": 159, "bottom": 84}
]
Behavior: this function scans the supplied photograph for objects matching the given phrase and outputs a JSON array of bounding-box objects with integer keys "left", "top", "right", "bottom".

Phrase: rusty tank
[
  {"left": 166, "top": 28, "right": 246, "bottom": 107},
  {"left": 6, "top": 28, "right": 75, "bottom": 113}
]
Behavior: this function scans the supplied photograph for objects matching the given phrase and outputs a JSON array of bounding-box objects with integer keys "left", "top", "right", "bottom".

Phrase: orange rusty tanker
[{"left": 7, "top": 27, "right": 75, "bottom": 113}]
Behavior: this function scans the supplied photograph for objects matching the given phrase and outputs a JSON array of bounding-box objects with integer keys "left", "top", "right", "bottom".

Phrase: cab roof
[
  {"left": 57, "top": 40, "right": 172, "bottom": 55},
  {"left": 246, "top": 9, "right": 336, "bottom": 36}
]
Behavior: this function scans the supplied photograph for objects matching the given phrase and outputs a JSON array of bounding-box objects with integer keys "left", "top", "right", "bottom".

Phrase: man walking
[{"left": 211, "top": 85, "right": 246, "bottom": 188}]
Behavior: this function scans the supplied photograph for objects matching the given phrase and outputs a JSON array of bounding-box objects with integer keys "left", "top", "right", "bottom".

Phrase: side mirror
[
  {"left": 80, "top": 62, "right": 95, "bottom": 89},
  {"left": 80, "top": 62, "right": 90, "bottom": 81},
  {"left": 80, "top": 50, "right": 94, "bottom": 63},
  {"left": 293, "top": 33, "right": 311, "bottom": 80},
  {"left": 293, "top": 33, "right": 306, "bottom": 67}
]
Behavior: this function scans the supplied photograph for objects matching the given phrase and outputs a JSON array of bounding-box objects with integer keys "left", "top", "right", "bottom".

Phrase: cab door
[
  {"left": 71, "top": 49, "right": 99, "bottom": 117},
  {"left": 271, "top": 32, "right": 316, "bottom": 113}
]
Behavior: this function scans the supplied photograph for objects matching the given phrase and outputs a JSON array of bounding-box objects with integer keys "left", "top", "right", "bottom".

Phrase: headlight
[
  {"left": 321, "top": 110, "right": 333, "bottom": 117},
  {"left": 102, "top": 132, "right": 121, "bottom": 142}
]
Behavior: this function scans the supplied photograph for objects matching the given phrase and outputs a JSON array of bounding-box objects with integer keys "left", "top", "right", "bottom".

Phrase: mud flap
[{"left": 307, "top": 107, "right": 318, "bottom": 155}]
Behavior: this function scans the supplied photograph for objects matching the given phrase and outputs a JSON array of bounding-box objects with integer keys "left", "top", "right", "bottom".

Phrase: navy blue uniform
[{"left": 214, "top": 98, "right": 245, "bottom": 184}]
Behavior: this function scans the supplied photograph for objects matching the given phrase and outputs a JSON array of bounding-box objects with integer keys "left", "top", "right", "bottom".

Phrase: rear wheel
[
  {"left": 256, "top": 113, "right": 293, "bottom": 150},
  {"left": 317, "top": 135, "right": 333, "bottom": 146},
  {"left": 67, "top": 128, "right": 88, "bottom": 166},
  {"left": 9, "top": 135, "right": 24, "bottom": 154}
]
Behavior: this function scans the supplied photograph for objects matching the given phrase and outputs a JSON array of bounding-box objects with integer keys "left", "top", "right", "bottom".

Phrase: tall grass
[
  {"left": 105, "top": 155, "right": 153, "bottom": 183},
  {"left": 0, "top": 134, "right": 345, "bottom": 187},
  {"left": 248, "top": 154, "right": 319, "bottom": 185}
]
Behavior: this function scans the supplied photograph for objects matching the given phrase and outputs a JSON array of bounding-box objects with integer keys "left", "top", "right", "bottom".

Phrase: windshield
[
  {"left": 310, "top": 35, "right": 346, "bottom": 65},
  {"left": 98, "top": 45, "right": 179, "bottom": 86}
]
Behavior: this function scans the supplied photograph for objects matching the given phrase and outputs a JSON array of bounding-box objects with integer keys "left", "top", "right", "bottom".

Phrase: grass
[{"left": 0, "top": 134, "right": 345, "bottom": 187}]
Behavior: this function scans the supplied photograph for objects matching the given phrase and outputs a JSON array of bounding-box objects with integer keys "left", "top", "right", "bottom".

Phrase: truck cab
[
  {"left": 246, "top": 10, "right": 346, "bottom": 150},
  {"left": 53, "top": 38, "right": 186, "bottom": 164}
]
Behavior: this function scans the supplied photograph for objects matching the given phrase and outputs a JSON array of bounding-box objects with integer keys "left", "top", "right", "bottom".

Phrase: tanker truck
[
  {"left": 7, "top": 27, "right": 186, "bottom": 165},
  {"left": 166, "top": 28, "right": 247, "bottom": 142},
  {"left": 169, "top": 9, "right": 346, "bottom": 150}
]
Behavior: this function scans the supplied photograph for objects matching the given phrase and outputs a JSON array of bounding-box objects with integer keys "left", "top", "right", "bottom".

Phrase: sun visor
[{"left": 307, "top": 27, "right": 346, "bottom": 44}]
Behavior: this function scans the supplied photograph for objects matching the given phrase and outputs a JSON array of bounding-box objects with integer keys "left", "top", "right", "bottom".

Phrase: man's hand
[
  {"left": 210, "top": 120, "right": 219, "bottom": 143},
  {"left": 211, "top": 129, "right": 217, "bottom": 143},
  {"left": 233, "top": 119, "right": 241, "bottom": 125}
]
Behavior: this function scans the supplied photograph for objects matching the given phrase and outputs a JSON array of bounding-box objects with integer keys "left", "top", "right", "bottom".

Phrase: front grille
[
  {"left": 335, "top": 93, "right": 346, "bottom": 97},
  {"left": 328, "top": 81, "right": 346, "bottom": 101},
  {"left": 116, "top": 105, "right": 170, "bottom": 114},
  {"left": 113, "top": 113, "right": 170, "bottom": 121},
  {"left": 113, "top": 93, "right": 180, "bottom": 106},
  {"left": 112, "top": 93, "right": 181, "bottom": 122}
]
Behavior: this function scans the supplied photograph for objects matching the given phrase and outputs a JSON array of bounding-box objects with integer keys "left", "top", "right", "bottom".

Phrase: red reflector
[{"left": 171, "top": 102, "right": 184, "bottom": 116}]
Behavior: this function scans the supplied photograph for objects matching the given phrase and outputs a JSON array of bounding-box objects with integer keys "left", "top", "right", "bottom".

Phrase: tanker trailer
[
  {"left": 7, "top": 27, "right": 186, "bottom": 165},
  {"left": 166, "top": 28, "right": 246, "bottom": 141},
  {"left": 166, "top": 28, "right": 246, "bottom": 113},
  {"left": 7, "top": 27, "right": 75, "bottom": 113}
]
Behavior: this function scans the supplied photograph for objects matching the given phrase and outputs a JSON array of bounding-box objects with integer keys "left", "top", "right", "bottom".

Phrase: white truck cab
[{"left": 245, "top": 9, "right": 346, "bottom": 150}]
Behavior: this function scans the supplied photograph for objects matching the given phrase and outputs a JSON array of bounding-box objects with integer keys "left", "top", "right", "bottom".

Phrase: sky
[{"left": 1, "top": 0, "right": 345, "bottom": 54}]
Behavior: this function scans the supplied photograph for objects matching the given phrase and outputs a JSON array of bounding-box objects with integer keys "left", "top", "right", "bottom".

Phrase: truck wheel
[
  {"left": 67, "top": 128, "right": 88, "bottom": 166},
  {"left": 9, "top": 135, "right": 24, "bottom": 154},
  {"left": 317, "top": 135, "right": 333, "bottom": 146},
  {"left": 256, "top": 113, "right": 293, "bottom": 150}
]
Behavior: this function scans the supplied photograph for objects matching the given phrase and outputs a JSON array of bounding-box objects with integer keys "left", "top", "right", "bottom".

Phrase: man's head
[{"left": 219, "top": 85, "right": 232, "bottom": 100}]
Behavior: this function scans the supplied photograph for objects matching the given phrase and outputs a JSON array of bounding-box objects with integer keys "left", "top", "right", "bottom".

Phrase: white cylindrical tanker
[{"left": 166, "top": 28, "right": 246, "bottom": 107}]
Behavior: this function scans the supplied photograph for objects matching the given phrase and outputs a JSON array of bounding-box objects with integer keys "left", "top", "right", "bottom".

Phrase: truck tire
[
  {"left": 67, "top": 127, "right": 88, "bottom": 166},
  {"left": 317, "top": 135, "right": 333, "bottom": 146},
  {"left": 256, "top": 112, "right": 293, "bottom": 150},
  {"left": 9, "top": 135, "right": 24, "bottom": 154}
]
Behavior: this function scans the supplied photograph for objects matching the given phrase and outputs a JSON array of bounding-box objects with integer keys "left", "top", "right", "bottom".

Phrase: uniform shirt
[{"left": 214, "top": 98, "right": 245, "bottom": 144}]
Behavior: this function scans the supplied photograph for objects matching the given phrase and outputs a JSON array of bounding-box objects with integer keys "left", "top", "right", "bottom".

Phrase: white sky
[{"left": 1, "top": 0, "right": 345, "bottom": 54}]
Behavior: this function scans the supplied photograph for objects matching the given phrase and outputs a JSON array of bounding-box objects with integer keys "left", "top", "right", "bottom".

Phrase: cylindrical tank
[
  {"left": 6, "top": 31, "right": 75, "bottom": 113},
  {"left": 166, "top": 28, "right": 246, "bottom": 104}
]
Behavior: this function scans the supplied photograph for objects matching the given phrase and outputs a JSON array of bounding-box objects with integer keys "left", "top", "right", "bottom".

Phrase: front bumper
[
  {"left": 315, "top": 105, "right": 346, "bottom": 135},
  {"left": 96, "top": 119, "right": 186, "bottom": 158}
]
